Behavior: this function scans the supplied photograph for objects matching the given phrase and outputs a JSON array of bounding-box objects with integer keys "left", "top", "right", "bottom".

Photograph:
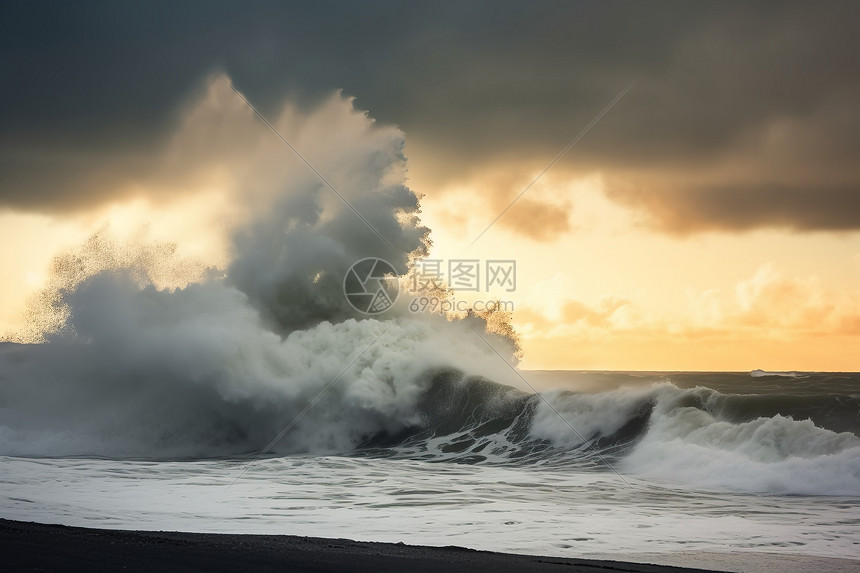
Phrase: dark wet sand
[{"left": 0, "top": 518, "right": 721, "bottom": 572}]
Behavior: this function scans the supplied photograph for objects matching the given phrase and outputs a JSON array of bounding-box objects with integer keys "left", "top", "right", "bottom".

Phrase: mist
[{"left": 0, "top": 76, "right": 520, "bottom": 458}]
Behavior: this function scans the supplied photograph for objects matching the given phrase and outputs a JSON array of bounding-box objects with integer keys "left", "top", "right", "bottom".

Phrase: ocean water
[
  {"left": 1, "top": 103, "right": 858, "bottom": 572},
  {"left": 2, "top": 368, "right": 859, "bottom": 573}
]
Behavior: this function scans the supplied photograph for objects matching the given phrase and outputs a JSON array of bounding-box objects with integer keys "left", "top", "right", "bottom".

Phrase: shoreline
[{"left": 1, "top": 518, "right": 720, "bottom": 572}]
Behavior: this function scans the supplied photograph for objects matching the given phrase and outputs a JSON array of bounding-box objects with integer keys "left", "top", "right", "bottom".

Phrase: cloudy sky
[{"left": 2, "top": 1, "right": 859, "bottom": 370}]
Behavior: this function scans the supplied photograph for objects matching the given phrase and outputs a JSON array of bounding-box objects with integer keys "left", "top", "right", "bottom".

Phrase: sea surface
[{"left": 3, "top": 369, "right": 859, "bottom": 573}]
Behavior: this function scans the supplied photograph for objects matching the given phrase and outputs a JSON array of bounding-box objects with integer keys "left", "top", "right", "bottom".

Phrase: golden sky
[{"left": 415, "top": 169, "right": 860, "bottom": 371}]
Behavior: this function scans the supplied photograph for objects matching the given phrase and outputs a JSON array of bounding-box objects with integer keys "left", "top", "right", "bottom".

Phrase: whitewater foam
[{"left": 620, "top": 385, "right": 860, "bottom": 495}]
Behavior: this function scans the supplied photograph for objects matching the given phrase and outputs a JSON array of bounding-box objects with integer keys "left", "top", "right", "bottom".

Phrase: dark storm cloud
[
  {"left": 1, "top": 1, "right": 859, "bottom": 232},
  {"left": 607, "top": 183, "right": 860, "bottom": 234}
]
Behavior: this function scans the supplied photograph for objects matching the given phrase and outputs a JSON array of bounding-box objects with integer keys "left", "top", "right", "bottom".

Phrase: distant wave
[{"left": 750, "top": 369, "right": 801, "bottom": 378}]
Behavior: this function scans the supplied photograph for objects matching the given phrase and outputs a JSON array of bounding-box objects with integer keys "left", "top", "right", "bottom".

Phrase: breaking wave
[
  {"left": 360, "top": 375, "right": 860, "bottom": 496},
  {"left": 0, "top": 75, "right": 858, "bottom": 497}
]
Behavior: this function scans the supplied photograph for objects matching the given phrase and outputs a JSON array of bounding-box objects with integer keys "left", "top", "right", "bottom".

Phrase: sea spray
[{"left": 0, "top": 76, "right": 520, "bottom": 458}]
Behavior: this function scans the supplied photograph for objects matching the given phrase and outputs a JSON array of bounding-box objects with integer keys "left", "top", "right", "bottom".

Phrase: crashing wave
[{"left": 1, "top": 77, "right": 858, "bottom": 498}]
